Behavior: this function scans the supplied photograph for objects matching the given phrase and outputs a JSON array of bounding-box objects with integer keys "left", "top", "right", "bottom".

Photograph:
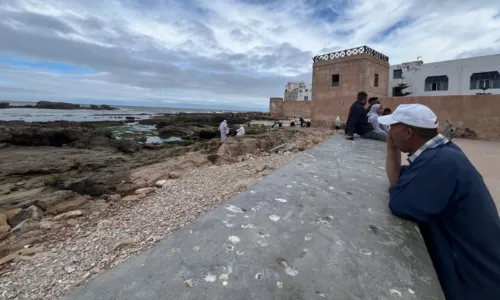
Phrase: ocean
[{"left": 0, "top": 101, "right": 223, "bottom": 122}]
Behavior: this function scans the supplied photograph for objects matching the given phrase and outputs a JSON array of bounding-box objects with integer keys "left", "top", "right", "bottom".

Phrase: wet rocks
[{"left": 9, "top": 206, "right": 43, "bottom": 228}]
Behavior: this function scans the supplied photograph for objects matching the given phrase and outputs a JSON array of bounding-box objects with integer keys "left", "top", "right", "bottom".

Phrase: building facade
[
  {"left": 311, "top": 46, "right": 390, "bottom": 127},
  {"left": 284, "top": 82, "right": 312, "bottom": 101},
  {"left": 388, "top": 54, "right": 500, "bottom": 97}
]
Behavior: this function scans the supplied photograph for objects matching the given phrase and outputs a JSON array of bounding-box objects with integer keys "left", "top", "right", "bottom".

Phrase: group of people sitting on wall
[
  {"left": 344, "top": 92, "right": 393, "bottom": 141},
  {"left": 219, "top": 120, "right": 245, "bottom": 141}
]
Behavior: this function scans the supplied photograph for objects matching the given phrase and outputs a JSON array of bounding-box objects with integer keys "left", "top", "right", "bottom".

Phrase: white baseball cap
[{"left": 378, "top": 104, "right": 438, "bottom": 129}]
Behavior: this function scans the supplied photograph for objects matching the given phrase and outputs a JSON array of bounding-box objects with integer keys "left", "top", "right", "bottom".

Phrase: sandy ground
[{"left": 453, "top": 139, "right": 500, "bottom": 211}]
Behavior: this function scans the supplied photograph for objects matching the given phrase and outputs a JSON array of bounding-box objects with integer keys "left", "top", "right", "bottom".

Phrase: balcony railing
[{"left": 313, "top": 46, "right": 389, "bottom": 63}]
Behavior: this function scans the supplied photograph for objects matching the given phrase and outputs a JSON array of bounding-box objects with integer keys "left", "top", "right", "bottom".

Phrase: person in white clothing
[{"left": 236, "top": 126, "right": 245, "bottom": 136}]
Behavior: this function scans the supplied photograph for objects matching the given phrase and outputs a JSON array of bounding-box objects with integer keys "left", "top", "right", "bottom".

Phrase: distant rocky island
[{"left": 0, "top": 101, "right": 118, "bottom": 110}]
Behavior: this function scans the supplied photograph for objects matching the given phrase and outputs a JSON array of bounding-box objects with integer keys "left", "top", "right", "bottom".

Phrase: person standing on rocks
[
  {"left": 381, "top": 103, "right": 500, "bottom": 300},
  {"left": 219, "top": 120, "right": 228, "bottom": 141}
]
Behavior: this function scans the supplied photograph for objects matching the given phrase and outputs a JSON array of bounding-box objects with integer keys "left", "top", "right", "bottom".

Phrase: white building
[
  {"left": 388, "top": 54, "right": 500, "bottom": 97},
  {"left": 284, "top": 82, "right": 312, "bottom": 101}
]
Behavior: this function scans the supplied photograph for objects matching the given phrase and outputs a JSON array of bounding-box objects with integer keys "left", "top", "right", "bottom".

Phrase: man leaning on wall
[{"left": 380, "top": 103, "right": 500, "bottom": 300}]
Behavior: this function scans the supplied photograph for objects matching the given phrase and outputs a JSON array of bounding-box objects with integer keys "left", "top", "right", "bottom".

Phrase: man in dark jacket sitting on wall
[{"left": 345, "top": 91, "right": 386, "bottom": 141}]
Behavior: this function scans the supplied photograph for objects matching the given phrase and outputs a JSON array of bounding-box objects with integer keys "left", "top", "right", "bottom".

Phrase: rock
[
  {"left": 0, "top": 225, "right": 10, "bottom": 234},
  {"left": 9, "top": 237, "right": 42, "bottom": 253},
  {"left": 66, "top": 219, "right": 79, "bottom": 226},
  {"left": 11, "top": 219, "right": 40, "bottom": 233},
  {"left": 0, "top": 246, "right": 44, "bottom": 266},
  {"left": 0, "top": 213, "right": 7, "bottom": 225},
  {"left": 90, "top": 267, "right": 100, "bottom": 274},
  {"left": 15, "top": 182, "right": 26, "bottom": 187},
  {"left": 270, "top": 143, "right": 288, "bottom": 153},
  {"left": 82, "top": 200, "right": 109, "bottom": 212},
  {"left": 9, "top": 205, "right": 44, "bottom": 227},
  {"left": 0, "top": 232, "right": 10, "bottom": 241},
  {"left": 156, "top": 180, "right": 167, "bottom": 187},
  {"left": 256, "top": 164, "right": 271, "bottom": 173},
  {"left": 137, "top": 193, "right": 147, "bottom": 200},
  {"left": 53, "top": 210, "right": 83, "bottom": 221},
  {"left": 47, "top": 197, "right": 88, "bottom": 215},
  {"left": 83, "top": 272, "right": 91, "bottom": 279},
  {"left": 108, "top": 194, "right": 121, "bottom": 202},
  {"left": 97, "top": 220, "right": 112, "bottom": 229},
  {"left": 113, "top": 238, "right": 132, "bottom": 251},
  {"left": 115, "top": 138, "right": 141, "bottom": 153},
  {"left": 39, "top": 220, "right": 55, "bottom": 230},
  {"left": 64, "top": 265, "right": 76, "bottom": 274},
  {"left": 135, "top": 187, "right": 155, "bottom": 195},
  {"left": 122, "top": 195, "right": 139, "bottom": 201},
  {"left": 36, "top": 190, "right": 79, "bottom": 210},
  {"left": 169, "top": 171, "right": 182, "bottom": 179}
]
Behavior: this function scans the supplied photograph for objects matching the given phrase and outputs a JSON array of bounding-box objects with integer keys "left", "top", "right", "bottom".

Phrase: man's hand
[
  {"left": 387, "top": 131, "right": 396, "bottom": 148},
  {"left": 386, "top": 131, "right": 402, "bottom": 187},
  {"left": 346, "top": 135, "right": 354, "bottom": 140}
]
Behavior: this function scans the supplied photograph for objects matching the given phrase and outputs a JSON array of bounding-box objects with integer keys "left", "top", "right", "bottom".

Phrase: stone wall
[
  {"left": 311, "top": 54, "right": 389, "bottom": 127},
  {"left": 381, "top": 95, "right": 500, "bottom": 141},
  {"left": 269, "top": 98, "right": 312, "bottom": 119}
]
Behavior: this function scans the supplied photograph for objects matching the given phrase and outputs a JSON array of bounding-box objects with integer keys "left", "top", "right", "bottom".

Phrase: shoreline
[{"left": 0, "top": 112, "right": 333, "bottom": 299}]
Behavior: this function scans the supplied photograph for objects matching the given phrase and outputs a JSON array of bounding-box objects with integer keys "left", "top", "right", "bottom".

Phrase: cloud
[{"left": 0, "top": 0, "right": 499, "bottom": 110}]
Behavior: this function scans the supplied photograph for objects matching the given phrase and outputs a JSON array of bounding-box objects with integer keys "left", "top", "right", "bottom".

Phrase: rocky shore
[
  {"left": 0, "top": 114, "right": 332, "bottom": 299},
  {"left": 0, "top": 101, "right": 118, "bottom": 110}
]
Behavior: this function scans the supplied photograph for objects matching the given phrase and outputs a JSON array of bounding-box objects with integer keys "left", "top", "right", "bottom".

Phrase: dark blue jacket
[
  {"left": 345, "top": 100, "right": 373, "bottom": 136},
  {"left": 389, "top": 142, "right": 500, "bottom": 300}
]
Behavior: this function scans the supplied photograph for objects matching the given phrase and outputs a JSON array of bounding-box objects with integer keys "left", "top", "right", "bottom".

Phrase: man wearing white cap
[{"left": 378, "top": 104, "right": 500, "bottom": 300}]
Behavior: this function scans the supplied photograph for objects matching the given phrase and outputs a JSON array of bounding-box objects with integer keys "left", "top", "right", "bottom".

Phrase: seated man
[
  {"left": 345, "top": 91, "right": 386, "bottom": 141},
  {"left": 366, "top": 97, "right": 380, "bottom": 113},
  {"left": 379, "top": 104, "right": 500, "bottom": 300}
]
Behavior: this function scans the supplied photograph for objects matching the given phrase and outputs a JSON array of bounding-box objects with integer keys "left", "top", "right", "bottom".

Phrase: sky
[{"left": 0, "top": 0, "right": 499, "bottom": 111}]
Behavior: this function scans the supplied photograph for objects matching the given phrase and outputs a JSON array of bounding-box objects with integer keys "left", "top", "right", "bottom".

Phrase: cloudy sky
[{"left": 0, "top": 0, "right": 499, "bottom": 110}]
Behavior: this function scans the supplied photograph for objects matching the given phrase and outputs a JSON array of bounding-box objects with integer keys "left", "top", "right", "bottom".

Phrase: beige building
[
  {"left": 284, "top": 82, "right": 312, "bottom": 101},
  {"left": 311, "top": 46, "right": 390, "bottom": 127}
]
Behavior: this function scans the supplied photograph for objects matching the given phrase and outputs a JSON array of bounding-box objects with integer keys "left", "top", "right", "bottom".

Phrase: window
[
  {"left": 470, "top": 71, "right": 500, "bottom": 89},
  {"left": 393, "top": 69, "right": 402, "bottom": 79},
  {"left": 331, "top": 74, "right": 340, "bottom": 87},
  {"left": 304, "top": 96, "right": 309, "bottom": 101},
  {"left": 425, "top": 75, "right": 448, "bottom": 91},
  {"left": 374, "top": 74, "right": 379, "bottom": 87}
]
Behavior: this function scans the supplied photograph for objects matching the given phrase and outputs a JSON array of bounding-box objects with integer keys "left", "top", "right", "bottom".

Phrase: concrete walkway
[{"left": 66, "top": 136, "right": 444, "bottom": 300}]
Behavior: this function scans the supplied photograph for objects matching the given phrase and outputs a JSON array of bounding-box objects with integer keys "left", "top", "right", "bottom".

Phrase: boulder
[
  {"left": 47, "top": 197, "right": 88, "bottom": 215},
  {"left": 11, "top": 219, "right": 40, "bottom": 233},
  {"left": 53, "top": 210, "right": 83, "bottom": 221},
  {"left": 9, "top": 205, "right": 43, "bottom": 228}
]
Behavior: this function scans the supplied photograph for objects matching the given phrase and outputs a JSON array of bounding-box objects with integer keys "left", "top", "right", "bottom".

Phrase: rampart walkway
[{"left": 66, "top": 136, "right": 444, "bottom": 300}]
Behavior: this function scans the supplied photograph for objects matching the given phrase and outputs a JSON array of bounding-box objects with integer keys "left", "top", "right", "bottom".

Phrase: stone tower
[{"left": 311, "top": 46, "right": 390, "bottom": 127}]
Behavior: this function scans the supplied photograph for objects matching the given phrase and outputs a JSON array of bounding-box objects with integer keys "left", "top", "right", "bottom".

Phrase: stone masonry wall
[{"left": 269, "top": 98, "right": 312, "bottom": 119}]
